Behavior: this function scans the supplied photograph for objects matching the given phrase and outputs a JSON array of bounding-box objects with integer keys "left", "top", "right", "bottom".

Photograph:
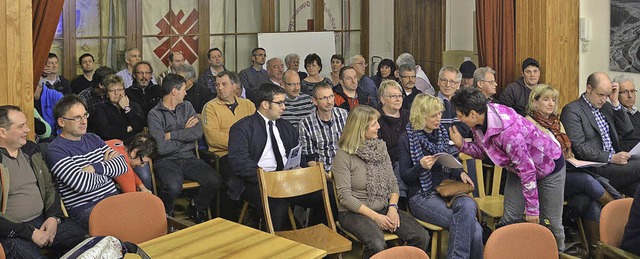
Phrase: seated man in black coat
[{"left": 228, "top": 83, "right": 327, "bottom": 231}]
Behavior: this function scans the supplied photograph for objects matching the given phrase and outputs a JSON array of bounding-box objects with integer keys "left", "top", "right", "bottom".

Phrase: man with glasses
[
  {"left": 437, "top": 65, "right": 471, "bottom": 138},
  {"left": 267, "top": 57, "right": 285, "bottom": 86},
  {"left": 299, "top": 81, "right": 348, "bottom": 172},
  {"left": 46, "top": 95, "right": 129, "bottom": 229},
  {"left": 473, "top": 66, "right": 498, "bottom": 100},
  {"left": 158, "top": 51, "right": 186, "bottom": 85},
  {"left": 125, "top": 61, "right": 164, "bottom": 116},
  {"left": 561, "top": 72, "right": 640, "bottom": 196},
  {"left": 498, "top": 58, "right": 541, "bottom": 116},
  {"left": 117, "top": 48, "right": 157, "bottom": 89},
  {"left": 281, "top": 70, "right": 313, "bottom": 128},
  {"left": 616, "top": 74, "right": 640, "bottom": 151},
  {"left": 398, "top": 64, "right": 422, "bottom": 110},
  {"left": 348, "top": 55, "right": 378, "bottom": 107},
  {"left": 229, "top": 83, "right": 328, "bottom": 231},
  {"left": 239, "top": 47, "right": 270, "bottom": 93}
]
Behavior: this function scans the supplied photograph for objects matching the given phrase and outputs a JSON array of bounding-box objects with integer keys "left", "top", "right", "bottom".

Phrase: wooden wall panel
[
  {"left": 515, "top": 0, "right": 579, "bottom": 109},
  {"left": 394, "top": 0, "right": 444, "bottom": 87},
  {"left": 0, "top": 0, "right": 34, "bottom": 140}
]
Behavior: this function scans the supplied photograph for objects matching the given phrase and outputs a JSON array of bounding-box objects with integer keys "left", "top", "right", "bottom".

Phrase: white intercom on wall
[{"left": 580, "top": 17, "right": 591, "bottom": 42}]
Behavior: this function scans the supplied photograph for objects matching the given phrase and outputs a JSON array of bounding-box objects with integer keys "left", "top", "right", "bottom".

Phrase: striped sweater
[
  {"left": 282, "top": 94, "right": 314, "bottom": 128},
  {"left": 46, "top": 133, "right": 128, "bottom": 210}
]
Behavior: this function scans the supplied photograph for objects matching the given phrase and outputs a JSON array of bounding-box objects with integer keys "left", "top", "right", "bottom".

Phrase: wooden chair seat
[
  {"left": 415, "top": 219, "right": 445, "bottom": 259},
  {"left": 336, "top": 221, "right": 400, "bottom": 242},
  {"left": 182, "top": 180, "right": 201, "bottom": 189},
  {"left": 277, "top": 224, "right": 352, "bottom": 254},
  {"left": 474, "top": 196, "right": 504, "bottom": 218}
]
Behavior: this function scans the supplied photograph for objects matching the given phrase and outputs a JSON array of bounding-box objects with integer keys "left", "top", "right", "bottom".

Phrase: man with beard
[
  {"left": 117, "top": 48, "right": 157, "bottom": 88},
  {"left": 125, "top": 61, "right": 164, "bottom": 117},
  {"left": 71, "top": 53, "right": 96, "bottom": 94}
]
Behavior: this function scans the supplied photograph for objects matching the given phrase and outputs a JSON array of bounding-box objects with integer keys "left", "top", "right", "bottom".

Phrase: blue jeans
[
  {"left": 0, "top": 214, "right": 87, "bottom": 258},
  {"left": 409, "top": 192, "right": 483, "bottom": 259},
  {"left": 338, "top": 208, "right": 429, "bottom": 259},
  {"left": 133, "top": 163, "right": 153, "bottom": 190},
  {"left": 564, "top": 171, "right": 605, "bottom": 222},
  {"left": 67, "top": 200, "right": 101, "bottom": 230},
  {"left": 500, "top": 166, "right": 566, "bottom": 251}
]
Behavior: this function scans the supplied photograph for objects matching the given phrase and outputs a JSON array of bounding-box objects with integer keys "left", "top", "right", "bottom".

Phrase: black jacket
[
  {"left": 125, "top": 84, "right": 164, "bottom": 116},
  {"left": 227, "top": 112, "right": 299, "bottom": 200},
  {"left": 93, "top": 101, "right": 145, "bottom": 141}
]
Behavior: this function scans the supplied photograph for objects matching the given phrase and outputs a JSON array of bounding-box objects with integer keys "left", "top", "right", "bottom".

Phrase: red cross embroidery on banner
[{"left": 153, "top": 9, "right": 199, "bottom": 66}]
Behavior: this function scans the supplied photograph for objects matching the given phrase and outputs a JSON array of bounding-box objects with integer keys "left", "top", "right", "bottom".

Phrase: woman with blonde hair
[
  {"left": 526, "top": 84, "right": 620, "bottom": 255},
  {"left": 399, "top": 93, "right": 482, "bottom": 259},
  {"left": 332, "top": 105, "right": 429, "bottom": 258}
]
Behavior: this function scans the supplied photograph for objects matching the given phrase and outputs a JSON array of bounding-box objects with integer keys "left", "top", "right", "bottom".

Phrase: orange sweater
[{"left": 106, "top": 139, "right": 142, "bottom": 193}]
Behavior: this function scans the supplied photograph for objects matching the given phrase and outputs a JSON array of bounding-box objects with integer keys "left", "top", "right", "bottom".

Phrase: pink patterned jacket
[{"left": 460, "top": 103, "right": 562, "bottom": 216}]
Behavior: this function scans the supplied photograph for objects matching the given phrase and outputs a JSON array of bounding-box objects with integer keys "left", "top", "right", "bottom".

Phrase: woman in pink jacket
[{"left": 449, "top": 87, "right": 566, "bottom": 251}]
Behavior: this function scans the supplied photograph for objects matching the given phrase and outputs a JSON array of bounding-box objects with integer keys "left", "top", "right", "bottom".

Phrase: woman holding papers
[
  {"left": 449, "top": 87, "right": 567, "bottom": 251},
  {"left": 398, "top": 93, "right": 482, "bottom": 259},
  {"left": 332, "top": 105, "right": 429, "bottom": 258},
  {"left": 526, "top": 84, "right": 620, "bottom": 255}
]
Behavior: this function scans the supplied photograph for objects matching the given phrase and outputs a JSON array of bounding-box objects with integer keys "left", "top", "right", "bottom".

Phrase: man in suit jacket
[
  {"left": 228, "top": 83, "right": 327, "bottom": 231},
  {"left": 560, "top": 72, "right": 640, "bottom": 196}
]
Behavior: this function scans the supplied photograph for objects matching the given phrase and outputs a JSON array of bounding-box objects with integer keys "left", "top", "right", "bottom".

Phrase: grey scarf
[{"left": 356, "top": 139, "right": 396, "bottom": 205}]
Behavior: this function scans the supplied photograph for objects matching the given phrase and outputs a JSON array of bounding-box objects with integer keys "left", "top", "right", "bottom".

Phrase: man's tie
[{"left": 268, "top": 121, "right": 284, "bottom": 171}]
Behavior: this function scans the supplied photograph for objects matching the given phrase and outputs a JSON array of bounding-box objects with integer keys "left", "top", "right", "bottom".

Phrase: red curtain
[
  {"left": 476, "top": 0, "right": 516, "bottom": 96},
  {"left": 32, "top": 0, "right": 64, "bottom": 89}
]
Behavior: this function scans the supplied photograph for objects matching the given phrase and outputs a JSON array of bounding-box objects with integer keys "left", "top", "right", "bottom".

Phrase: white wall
[
  {"left": 580, "top": 0, "right": 640, "bottom": 107},
  {"left": 446, "top": 0, "right": 476, "bottom": 51},
  {"left": 368, "top": 0, "right": 394, "bottom": 61}
]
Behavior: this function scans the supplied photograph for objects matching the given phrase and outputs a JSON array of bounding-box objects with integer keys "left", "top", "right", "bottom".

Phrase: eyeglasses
[
  {"left": 315, "top": 94, "right": 335, "bottom": 102},
  {"left": 61, "top": 113, "right": 90, "bottom": 123},
  {"left": 138, "top": 156, "right": 148, "bottom": 166},
  {"left": 353, "top": 62, "right": 367, "bottom": 67},
  {"left": 480, "top": 80, "right": 497, "bottom": 85},
  {"left": 620, "top": 89, "right": 638, "bottom": 95},
  {"left": 107, "top": 88, "right": 125, "bottom": 93},
  {"left": 284, "top": 82, "right": 301, "bottom": 87},
  {"left": 438, "top": 78, "right": 459, "bottom": 85},
  {"left": 400, "top": 75, "right": 417, "bottom": 79},
  {"left": 384, "top": 94, "right": 403, "bottom": 99},
  {"left": 270, "top": 101, "right": 286, "bottom": 107},
  {"left": 136, "top": 71, "right": 152, "bottom": 75}
]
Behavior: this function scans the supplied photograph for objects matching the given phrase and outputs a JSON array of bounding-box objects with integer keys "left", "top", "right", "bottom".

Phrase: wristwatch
[
  {"left": 52, "top": 216, "right": 62, "bottom": 225},
  {"left": 123, "top": 106, "right": 131, "bottom": 113},
  {"left": 388, "top": 204, "right": 399, "bottom": 210}
]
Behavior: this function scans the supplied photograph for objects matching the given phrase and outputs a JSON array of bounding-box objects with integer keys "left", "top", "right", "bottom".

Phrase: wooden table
[{"left": 136, "top": 217, "right": 327, "bottom": 259}]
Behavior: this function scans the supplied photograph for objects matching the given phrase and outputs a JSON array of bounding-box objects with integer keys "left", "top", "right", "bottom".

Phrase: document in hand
[
  {"left": 283, "top": 144, "right": 302, "bottom": 170},
  {"left": 565, "top": 158, "right": 607, "bottom": 168},
  {"left": 629, "top": 142, "right": 640, "bottom": 159},
  {"left": 433, "top": 153, "right": 464, "bottom": 169}
]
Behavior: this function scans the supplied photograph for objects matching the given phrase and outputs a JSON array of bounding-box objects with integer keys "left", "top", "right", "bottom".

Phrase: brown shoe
[{"left": 597, "top": 190, "right": 615, "bottom": 207}]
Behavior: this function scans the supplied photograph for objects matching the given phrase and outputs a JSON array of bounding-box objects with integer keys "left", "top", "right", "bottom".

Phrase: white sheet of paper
[
  {"left": 433, "top": 153, "right": 463, "bottom": 169},
  {"left": 629, "top": 142, "right": 640, "bottom": 158},
  {"left": 283, "top": 144, "right": 302, "bottom": 170},
  {"left": 565, "top": 158, "right": 607, "bottom": 168}
]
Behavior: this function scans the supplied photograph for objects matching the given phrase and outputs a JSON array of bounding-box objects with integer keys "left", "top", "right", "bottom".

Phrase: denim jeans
[
  {"left": 338, "top": 208, "right": 429, "bottom": 259},
  {"left": 154, "top": 156, "right": 221, "bottom": 214},
  {"left": 564, "top": 171, "right": 605, "bottom": 222},
  {"left": 133, "top": 163, "right": 153, "bottom": 190},
  {"left": 594, "top": 159, "right": 640, "bottom": 196},
  {"left": 409, "top": 192, "right": 483, "bottom": 259},
  {"left": 500, "top": 166, "right": 566, "bottom": 251},
  {"left": 0, "top": 214, "right": 87, "bottom": 258}
]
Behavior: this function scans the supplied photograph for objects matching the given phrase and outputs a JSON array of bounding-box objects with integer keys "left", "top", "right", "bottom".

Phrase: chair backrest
[
  {"left": 460, "top": 153, "right": 502, "bottom": 197},
  {"left": 89, "top": 192, "right": 167, "bottom": 244},
  {"left": 370, "top": 246, "right": 430, "bottom": 259},
  {"left": 600, "top": 198, "right": 634, "bottom": 247},
  {"left": 0, "top": 242, "right": 5, "bottom": 259},
  {"left": 484, "top": 222, "right": 558, "bottom": 259},
  {"left": 257, "top": 164, "right": 336, "bottom": 234}
]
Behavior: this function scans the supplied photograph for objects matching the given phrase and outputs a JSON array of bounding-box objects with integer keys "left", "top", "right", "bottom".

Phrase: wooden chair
[
  {"left": 0, "top": 243, "right": 5, "bottom": 259},
  {"left": 257, "top": 164, "right": 352, "bottom": 256},
  {"left": 597, "top": 198, "right": 640, "bottom": 259},
  {"left": 460, "top": 153, "right": 503, "bottom": 229},
  {"left": 88, "top": 192, "right": 167, "bottom": 244},
  {"left": 484, "top": 222, "right": 558, "bottom": 259},
  {"left": 370, "top": 246, "right": 430, "bottom": 259}
]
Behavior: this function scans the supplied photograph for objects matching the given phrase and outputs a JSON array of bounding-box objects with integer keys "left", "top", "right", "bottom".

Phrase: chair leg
[
  {"left": 238, "top": 201, "right": 249, "bottom": 224},
  {"left": 288, "top": 206, "right": 297, "bottom": 230},
  {"left": 577, "top": 218, "right": 589, "bottom": 253},
  {"left": 431, "top": 231, "right": 440, "bottom": 259}
]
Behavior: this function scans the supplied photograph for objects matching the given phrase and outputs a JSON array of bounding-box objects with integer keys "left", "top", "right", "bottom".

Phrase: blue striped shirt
[
  {"left": 46, "top": 133, "right": 128, "bottom": 210},
  {"left": 299, "top": 107, "right": 349, "bottom": 170}
]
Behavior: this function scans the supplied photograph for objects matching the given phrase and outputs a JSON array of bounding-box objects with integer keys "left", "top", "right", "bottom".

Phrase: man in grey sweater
[{"left": 148, "top": 73, "right": 221, "bottom": 223}]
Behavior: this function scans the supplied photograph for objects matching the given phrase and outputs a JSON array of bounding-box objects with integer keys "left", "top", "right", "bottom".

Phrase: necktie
[{"left": 268, "top": 121, "right": 284, "bottom": 171}]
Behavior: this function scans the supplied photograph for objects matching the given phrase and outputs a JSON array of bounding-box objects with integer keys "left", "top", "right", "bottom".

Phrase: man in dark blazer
[
  {"left": 228, "top": 83, "right": 327, "bottom": 231},
  {"left": 561, "top": 72, "right": 640, "bottom": 196}
]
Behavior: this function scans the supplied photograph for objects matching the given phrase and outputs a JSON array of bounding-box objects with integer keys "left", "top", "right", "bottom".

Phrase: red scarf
[{"left": 531, "top": 110, "right": 572, "bottom": 156}]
